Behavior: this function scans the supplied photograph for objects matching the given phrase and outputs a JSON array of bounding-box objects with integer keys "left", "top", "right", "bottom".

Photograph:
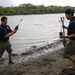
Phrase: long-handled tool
[
  {"left": 60, "top": 17, "right": 65, "bottom": 35},
  {"left": 17, "top": 19, "right": 23, "bottom": 26},
  {"left": 15, "top": 19, "right": 23, "bottom": 30},
  {"left": 60, "top": 17, "right": 66, "bottom": 47}
]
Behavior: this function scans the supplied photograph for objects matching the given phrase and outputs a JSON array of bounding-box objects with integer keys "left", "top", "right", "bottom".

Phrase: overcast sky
[{"left": 0, "top": 0, "right": 75, "bottom": 7}]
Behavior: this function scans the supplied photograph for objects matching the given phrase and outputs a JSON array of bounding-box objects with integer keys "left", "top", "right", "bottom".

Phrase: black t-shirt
[
  {"left": 0, "top": 24, "right": 12, "bottom": 42},
  {"left": 68, "top": 17, "right": 75, "bottom": 40}
]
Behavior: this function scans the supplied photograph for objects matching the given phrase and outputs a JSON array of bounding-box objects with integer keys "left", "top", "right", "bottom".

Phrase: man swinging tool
[
  {"left": 0, "top": 16, "right": 18, "bottom": 64},
  {"left": 60, "top": 9, "right": 75, "bottom": 70}
]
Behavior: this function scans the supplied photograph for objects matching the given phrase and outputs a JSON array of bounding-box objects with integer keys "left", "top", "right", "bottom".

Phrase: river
[{"left": 0, "top": 14, "right": 69, "bottom": 55}]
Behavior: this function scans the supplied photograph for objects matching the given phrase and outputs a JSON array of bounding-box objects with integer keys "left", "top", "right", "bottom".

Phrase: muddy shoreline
[{"left": 0, "top": 48, "right": 72, "bottom": 75}]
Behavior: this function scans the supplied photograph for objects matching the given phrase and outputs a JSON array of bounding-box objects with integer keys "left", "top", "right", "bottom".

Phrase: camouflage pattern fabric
[
  {"left": 0, "top": 42, "right": 12, "bottom": 58},
  {"left": 63, "top": 40, "right": 75, "bottom": 58}
]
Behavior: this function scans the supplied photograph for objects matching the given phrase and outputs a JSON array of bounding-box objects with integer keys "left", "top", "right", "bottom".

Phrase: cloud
[
  {"left": 12, "top": 0, "right": 75, "bottom": 7},
  {"left": 0, "top": 0, "right": 75, "bottom": 7},
  {"left": 0, "top": 0, "right": 15, "bottom": 7}
]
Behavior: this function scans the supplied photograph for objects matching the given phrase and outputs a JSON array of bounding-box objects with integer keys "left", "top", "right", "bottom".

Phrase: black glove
[
  {"left": 59, "top": 32, "right": 63, "bottom": 35},
  {"left": 15, "top": 26, "right": 18, "bottom": 30}
]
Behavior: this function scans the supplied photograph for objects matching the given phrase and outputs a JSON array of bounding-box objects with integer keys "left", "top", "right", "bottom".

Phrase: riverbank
[{"left": 0, "top": 48, "right": 72, "bottom": 75}]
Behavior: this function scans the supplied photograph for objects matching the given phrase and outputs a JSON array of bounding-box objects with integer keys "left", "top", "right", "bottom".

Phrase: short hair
[
  {"left": 1, "top": 16, "right": 7, "bottom": 21},
  {"left": 65, "top": 9, "right": 74, "bottom": 16}
]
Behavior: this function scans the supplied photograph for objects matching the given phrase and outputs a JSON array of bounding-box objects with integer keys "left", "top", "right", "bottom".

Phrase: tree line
[{"left": 0, "top": 3, "right": 75, "bottom": 15}]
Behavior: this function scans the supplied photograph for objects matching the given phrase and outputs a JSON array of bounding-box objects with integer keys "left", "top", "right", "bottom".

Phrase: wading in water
[
  {"left": 60, "top": 9, "right": 75, "bottom": 70},
  {"left": 0, "top": 16, "right": 18, "bottom": 64}
]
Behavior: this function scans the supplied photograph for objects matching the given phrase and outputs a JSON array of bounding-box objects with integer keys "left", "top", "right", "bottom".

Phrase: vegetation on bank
[{"left": 0, "top": 3, "right": 75, "bottom": 15}]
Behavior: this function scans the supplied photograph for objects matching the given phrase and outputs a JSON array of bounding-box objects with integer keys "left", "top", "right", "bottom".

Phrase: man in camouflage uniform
[
  {"left": 60, "top": 9, "right": 75, "bottom": 70},
  {"left": 0, "top": 16, "right": 18, "bottom": 64}
]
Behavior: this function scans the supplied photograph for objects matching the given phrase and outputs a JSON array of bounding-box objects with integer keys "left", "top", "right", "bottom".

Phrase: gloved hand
[
  {"left": 15, "top": 26, "right": 18, "bottom": 30},
  {"left": 59, "top": 32, "right": 63, "bottom": 35}
]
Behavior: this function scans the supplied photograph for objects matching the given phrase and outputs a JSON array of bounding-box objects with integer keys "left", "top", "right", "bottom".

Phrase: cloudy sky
[{"left": 0, "top": 0, "right": 75, "bottom": 7}]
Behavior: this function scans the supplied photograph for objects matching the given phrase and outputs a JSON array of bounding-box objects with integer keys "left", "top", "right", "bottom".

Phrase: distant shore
[
  {"left": 0, "top": 48, "right": 72, "bottom": 75},
  {"left": 0, "top": 3, "right": 75, "bottom": 16}
]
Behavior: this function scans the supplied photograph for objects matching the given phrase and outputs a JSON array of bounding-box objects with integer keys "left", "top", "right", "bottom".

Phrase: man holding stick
[
  {"left": 0, "top": 16, "right": 18, "bottom": 64},
  {"left": 60, "top": 9, "right": 75, "bottom": 70}
]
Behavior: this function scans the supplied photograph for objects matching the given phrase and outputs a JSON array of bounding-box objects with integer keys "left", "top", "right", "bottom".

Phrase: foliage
[{"left": 0, "top": 3, "right": 74, "bottom": 15}]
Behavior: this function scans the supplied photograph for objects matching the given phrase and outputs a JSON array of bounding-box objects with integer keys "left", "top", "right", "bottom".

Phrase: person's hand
[
  {"left": 60, "top": 35, "right": 64, "bottom": 38},
  {"left": 62, "top": 25, "right": 65, "bottom": 28},
  {"left": 60, "top": 34, "right": 68, "bottom": 38},
  {"left": 15, "top": 26, "right": 18, "bottom": 30},
  {"left": 13, "top": 30, "right": 17, "bottom": 33}
]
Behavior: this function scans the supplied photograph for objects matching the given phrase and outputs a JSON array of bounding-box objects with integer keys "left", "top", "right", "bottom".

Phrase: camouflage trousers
[
  {"left": 0, "top": 41, "right": 12, "bottom": 58},
  {"left": 63, "top": 40, "right": 75, "bottom": 58}
]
